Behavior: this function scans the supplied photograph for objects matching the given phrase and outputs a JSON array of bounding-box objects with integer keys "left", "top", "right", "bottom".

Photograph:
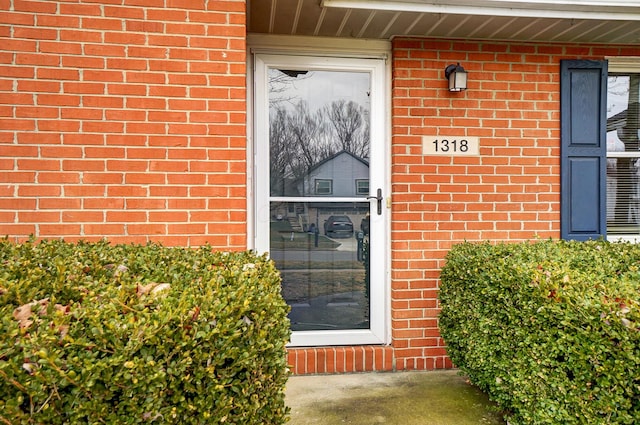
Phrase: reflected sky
[{"left": 269, "top": 69, "right": 370, "bottom": 113}]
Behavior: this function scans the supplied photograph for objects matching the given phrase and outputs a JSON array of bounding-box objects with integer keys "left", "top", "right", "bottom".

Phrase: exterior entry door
[{"left": 254, "top": 54, "right": 388, "bottom": 346}]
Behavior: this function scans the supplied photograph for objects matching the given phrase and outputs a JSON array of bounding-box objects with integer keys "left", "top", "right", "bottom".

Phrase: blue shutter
[{"left": 560, "top": 60, "right": 607, "bottom": 240}]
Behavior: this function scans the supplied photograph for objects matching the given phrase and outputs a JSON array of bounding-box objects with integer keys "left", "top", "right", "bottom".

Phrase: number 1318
[
  {"left": 422, "top": 135, "right": 479, "bottom": 156},
  {"left": 432, "top": 139, "right": 469, "bottom": 153}
]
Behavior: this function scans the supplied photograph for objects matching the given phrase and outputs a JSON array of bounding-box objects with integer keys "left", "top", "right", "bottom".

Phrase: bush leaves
[
  {"left": 439, "top": 239, "right": 640, "bottom": 425},
  {"left": 0, "top": 239, "right": 291, "bottom": 425}
]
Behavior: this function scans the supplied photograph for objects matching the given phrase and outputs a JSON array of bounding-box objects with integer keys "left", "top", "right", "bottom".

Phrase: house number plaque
[{"left": 422, "top": 136, "right": 480, "bottom": 156}]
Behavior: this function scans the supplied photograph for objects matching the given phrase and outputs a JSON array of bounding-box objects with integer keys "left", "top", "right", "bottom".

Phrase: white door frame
[{"left": 249, "top": 38, "right": 391, "bottom": 347}]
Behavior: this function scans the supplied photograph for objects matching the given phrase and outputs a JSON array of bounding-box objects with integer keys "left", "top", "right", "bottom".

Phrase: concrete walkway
[{"left": 285, "top": 370, "right": 506, "bottom": 425}]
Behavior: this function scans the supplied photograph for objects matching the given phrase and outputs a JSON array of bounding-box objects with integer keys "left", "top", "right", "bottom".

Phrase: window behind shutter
[{"left": 560, "top": 60, "right": 608, "bottom": 240}]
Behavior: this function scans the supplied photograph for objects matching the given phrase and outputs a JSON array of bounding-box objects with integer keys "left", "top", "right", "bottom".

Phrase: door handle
[{"left": 367, "top": 188, "right": 383, "bottom": 215}]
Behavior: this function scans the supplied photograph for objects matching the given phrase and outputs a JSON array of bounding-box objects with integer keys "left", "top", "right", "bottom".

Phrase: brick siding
[{"left": 0, "top": 0, "right": 247, "bottom": 248}]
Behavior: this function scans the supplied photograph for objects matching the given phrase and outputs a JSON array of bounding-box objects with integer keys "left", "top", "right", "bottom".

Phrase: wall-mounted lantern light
[{"left": 444, "top": 63, "right": 468, "bottom": 92}]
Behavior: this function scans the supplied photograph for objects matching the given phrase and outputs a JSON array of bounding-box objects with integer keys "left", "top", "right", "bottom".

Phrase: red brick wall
[
  {"left": 0, "top": 0, "right": 247, "bottom": 248},
  {"left": 286, "top": 38, "right": 640, "bottom": 374},
  {"left": 390, "top": 39, "right": 640, "bottom": 371}
]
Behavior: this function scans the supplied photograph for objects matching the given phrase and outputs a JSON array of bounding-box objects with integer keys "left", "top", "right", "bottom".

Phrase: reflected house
[
  {"left": 299, "top": 150, "right": 369, "bottom": 197},
  {"left": 300, "top": 150, "right": 369, "bottom": 234},
  {"left": 271, "top": 150, "right": 370, "bottom": 232}
]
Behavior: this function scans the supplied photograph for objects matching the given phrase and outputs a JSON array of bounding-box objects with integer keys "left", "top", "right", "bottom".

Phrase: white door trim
[{"left": 252, "top": 50, "right": 391, "bottom": 347}]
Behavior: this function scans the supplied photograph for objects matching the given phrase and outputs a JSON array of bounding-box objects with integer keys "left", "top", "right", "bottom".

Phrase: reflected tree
[
  {"left": 324, "top": 100, "right": 370, "bottom": 160},
  {"left": 289, "top": 101, "right": 325, "bottom": 171},
  {"left": 270, "top": 107, "right": 293, "bottom": 196}
]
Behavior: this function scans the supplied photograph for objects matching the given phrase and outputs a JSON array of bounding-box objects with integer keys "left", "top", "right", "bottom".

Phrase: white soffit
[
  {"left": 322, "top": 0, "right": 640, "bottom": 20},
  {"left": 248, "top": 0, "right": 640, "bottom": 43}
]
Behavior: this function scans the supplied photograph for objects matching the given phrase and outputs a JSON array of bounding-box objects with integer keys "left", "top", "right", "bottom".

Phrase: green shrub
[
  {"left": 439, "top": 239, "right": 640, "bottom": 425},
  {"left": 0, "top": 239, "right": 291, "bottom": 424}
]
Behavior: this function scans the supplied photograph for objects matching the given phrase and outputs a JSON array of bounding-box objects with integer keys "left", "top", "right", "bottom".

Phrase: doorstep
[{"left": 285, "top": 369, "right": 505, "bottom": 425}]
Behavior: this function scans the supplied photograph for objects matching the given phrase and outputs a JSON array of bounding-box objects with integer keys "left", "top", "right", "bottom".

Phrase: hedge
[
  {"left": 439, "top": 239, "right": 640, "bottom": 425},
  {"left": 0, "top": 239, "right": 291, "bottom": 424}
]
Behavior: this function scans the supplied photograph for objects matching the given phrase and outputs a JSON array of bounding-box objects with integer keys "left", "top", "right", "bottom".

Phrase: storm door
[{"left": 254, "top": 54, "right": 388, "bottom": 346}]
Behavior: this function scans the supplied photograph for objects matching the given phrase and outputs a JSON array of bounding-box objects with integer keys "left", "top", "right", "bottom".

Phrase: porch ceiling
[{"left": 247, "top": 0, "right": 640, "bottom": 44}]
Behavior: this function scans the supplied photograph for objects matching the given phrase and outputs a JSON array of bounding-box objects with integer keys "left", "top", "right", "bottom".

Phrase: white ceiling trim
[
  {"left": 247, "top": 33, "right": 391, "bottom": 59},
  {"left": 322, "top": 0, "right": 640, "bottom": 20},
  {"left": 608, "top": 56, "right": 640, "bottom": 72}
]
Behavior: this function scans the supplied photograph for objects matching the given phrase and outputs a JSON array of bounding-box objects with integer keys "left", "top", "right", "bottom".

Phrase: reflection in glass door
[
  {"left": 271, "top": 201, "right": 370, "bottom": 331},
  {"left": 254, "top": 55, "right": 387, "bottom": 346}
]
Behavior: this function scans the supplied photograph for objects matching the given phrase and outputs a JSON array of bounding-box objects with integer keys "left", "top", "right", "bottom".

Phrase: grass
[
  {"left": 271, "top": 231, "right": 340, "bottom": 250},
  {"left": 270, "top": 220, "right": 341, "bottom": 250},
  {"left": 281, "top": 268, "right": 365, "bottom": 302}
]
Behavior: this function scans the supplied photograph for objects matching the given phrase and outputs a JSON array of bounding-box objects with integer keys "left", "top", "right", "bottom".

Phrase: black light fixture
[{"left": 444, "top": 63, "right": 468, "bottom": 92}]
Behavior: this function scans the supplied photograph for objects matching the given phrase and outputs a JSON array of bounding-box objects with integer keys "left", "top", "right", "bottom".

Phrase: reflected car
[{"left": 324, "top": 215, "right": 354, "bottom": 238}]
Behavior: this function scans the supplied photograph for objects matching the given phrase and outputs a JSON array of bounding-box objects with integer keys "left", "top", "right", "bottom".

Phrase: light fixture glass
[{"left": 444, "top": 63, "right": 468, "bottom": 92}]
